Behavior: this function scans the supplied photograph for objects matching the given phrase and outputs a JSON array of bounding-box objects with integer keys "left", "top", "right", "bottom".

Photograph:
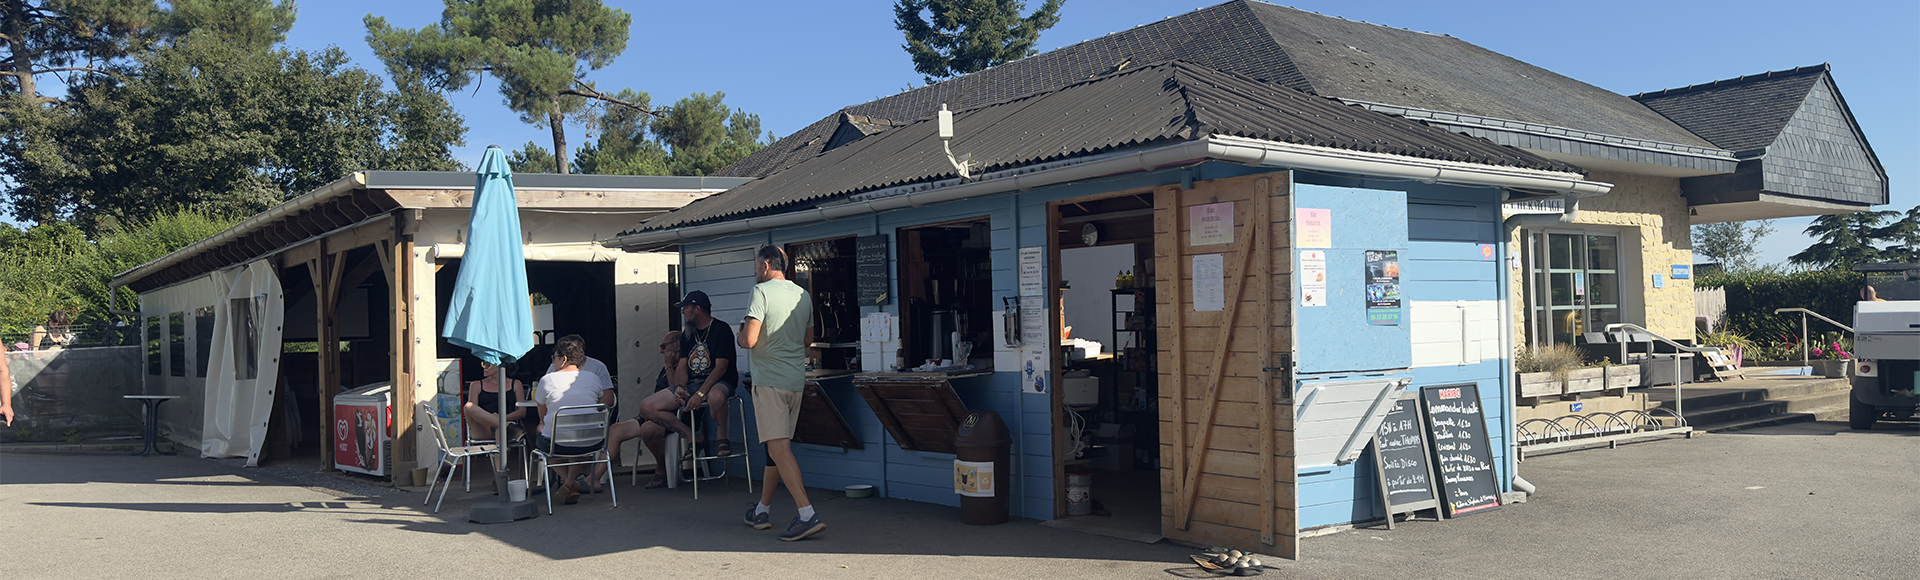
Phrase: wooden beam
[
  {"left": 1156, "top": 185, "right": 1189, "bottom": 530},
  {"left": 1179, "top": 187, "right": 1259, "bottom": 530},
  {"left": 327, "top": 217, "right": 396, "bottom": 255},
  {"left": 1254, "top": 177, "right": 1276, "bottom": 547},
  {"left": 382, "top": 188, "right": 706, "bottom": 210},
  {"left": 384, "top": 234, "right": 414, "bottom": 481},
  {"left": 281, "top": 241, "right": 322, "bottom": 269},
  {"left": 1047, "top": 200, "right": 1067, "bottom": 518}
]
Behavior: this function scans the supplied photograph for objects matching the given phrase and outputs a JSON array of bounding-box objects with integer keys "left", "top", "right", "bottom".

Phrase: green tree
[
  {"left": 1692, "top": 219, "right": 1774, "bottom": 272},
  {"left": 4, "top": 36, "right": 465, "bottom": 231},
  {"left": 651, "top": 91, "right": 768, "bottom": 176},
  {"left": 570, "top": 88, "right": 669, "bottom": 175},
  {"left": 1789, "top": 210, "right": 1899, "bottom": 270},
  {"left": 0, "top": 0, "right": 160, "bottom": 105},
  {"left": 894, "top": 0, "right": 1065, "bottom": 83},
  {"left": 507, "top": 140, "right": 557, "bottom": 174},
  {"left": 0, "top": 208, "right": 237, "bottom": 337},
  {"left": 365, "top": 0, "right": 648, "bottom": 174},
  {"left": 1875, "top": 205, "right": 1920, "bottom": 263}
]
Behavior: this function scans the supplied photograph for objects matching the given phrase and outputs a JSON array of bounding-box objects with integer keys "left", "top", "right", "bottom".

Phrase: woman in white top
[{"left": 535, "top": 335, "right": 610, "bottom": 504}]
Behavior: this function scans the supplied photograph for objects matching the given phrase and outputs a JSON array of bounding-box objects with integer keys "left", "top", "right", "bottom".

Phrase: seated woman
[
  {"left": 462, "top": 359, "right": 527, "bottom": 473},
  {"left": 28, "top": 310, "right": 73, "bottom": 351}
]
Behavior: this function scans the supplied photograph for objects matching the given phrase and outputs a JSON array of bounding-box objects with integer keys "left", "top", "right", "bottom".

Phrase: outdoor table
[{"left": 123, "top": 395, "right": 180, "bottom": 456}]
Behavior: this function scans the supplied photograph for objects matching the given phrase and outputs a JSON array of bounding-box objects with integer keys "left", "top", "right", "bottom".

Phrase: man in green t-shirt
[{"left": 737, "top": 245, "right": 822, "bottom": 541}]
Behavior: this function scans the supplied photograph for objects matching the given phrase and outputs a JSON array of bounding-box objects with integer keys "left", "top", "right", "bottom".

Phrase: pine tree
[
  {"left": 894, "top": 0, "right": 1065, "bottom": 83},
  {"left": 1789, "top": 210, "right": 1899, "bottom": 270}
]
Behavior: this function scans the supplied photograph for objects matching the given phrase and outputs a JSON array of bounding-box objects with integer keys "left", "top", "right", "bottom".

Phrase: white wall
[{"left": 1059, "top": 244, "right": 1135, "bottom": 353}]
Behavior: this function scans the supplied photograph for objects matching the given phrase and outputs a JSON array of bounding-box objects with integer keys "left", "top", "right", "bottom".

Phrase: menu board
[
  {"left": 1420, "top": 383, "right": 1501, "bottom": 517},
  {"left": 1373, "top": 394, "right": 1439, "bottom": 517},
  {"left": 856, "top": 235, "right": 890, "bottom": 305}
]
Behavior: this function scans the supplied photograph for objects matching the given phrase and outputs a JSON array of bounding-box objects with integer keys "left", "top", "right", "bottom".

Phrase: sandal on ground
[
  {"left": 714, "top": 438, "right": 733, "bottom": 457},
  {"left": 644, "top": 474, "right": 668, "bottom": 489}
]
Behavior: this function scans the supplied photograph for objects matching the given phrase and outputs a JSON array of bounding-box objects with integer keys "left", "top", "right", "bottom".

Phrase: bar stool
[{"left": 666, "top": 392, "right": 752, "bottom": 499}]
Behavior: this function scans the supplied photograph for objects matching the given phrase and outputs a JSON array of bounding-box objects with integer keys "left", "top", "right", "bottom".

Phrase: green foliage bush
[
  {"left": 0, "top": 210, "right": 239, "bottom": 338},
  {"left": 1696, "top": 268, "right": 1864, "bottom": 347}
]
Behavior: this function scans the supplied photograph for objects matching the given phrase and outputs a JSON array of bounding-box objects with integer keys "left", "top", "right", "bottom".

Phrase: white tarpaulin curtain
[{"left": 200, "top": 261, "right": 285, "bottom": 465}]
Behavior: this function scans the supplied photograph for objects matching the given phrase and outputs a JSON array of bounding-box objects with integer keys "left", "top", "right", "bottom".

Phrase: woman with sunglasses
[{"left": 462, "top": 358, "right": 528, "bottom": 475}]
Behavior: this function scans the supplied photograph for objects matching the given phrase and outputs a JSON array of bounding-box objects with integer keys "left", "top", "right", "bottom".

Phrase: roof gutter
[
  {"left": 604, "top": 136, "right": 1613, "bottom": 250},
  {"left": 110, "top": 172, "right": 370, "bottom": 289}
]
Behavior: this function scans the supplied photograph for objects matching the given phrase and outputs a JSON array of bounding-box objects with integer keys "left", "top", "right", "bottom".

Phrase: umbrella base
[{"left": 468, "top": 498, "right": 540, "bottom": 524}]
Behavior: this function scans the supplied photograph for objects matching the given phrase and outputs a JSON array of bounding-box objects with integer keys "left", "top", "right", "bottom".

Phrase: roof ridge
[{"left": 1629, "top": 63, "right": 1830, "bottom": 100}]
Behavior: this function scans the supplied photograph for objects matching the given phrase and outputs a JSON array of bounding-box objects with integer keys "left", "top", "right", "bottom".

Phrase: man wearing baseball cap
[{"left": 673, "top": 290, "right": 738, "bottom": 458}]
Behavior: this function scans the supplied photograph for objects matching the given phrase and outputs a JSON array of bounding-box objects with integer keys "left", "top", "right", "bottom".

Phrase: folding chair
[
  {"left": 463, "top": 402, "right": 530, "bottom": 490},
  {"left": 667, "top": 392, "right": 753, "bottom": 499},
  {"left": 534, "top": 404, "right": 618, "bottom": 514},
  {"left": 419, "top": 402, "right": 498, "bottom": 513}
]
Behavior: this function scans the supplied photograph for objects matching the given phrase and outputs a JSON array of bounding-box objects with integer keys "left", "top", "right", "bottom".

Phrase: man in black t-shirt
[{"left": 675, "top": 291, "right": 738, "bottom": 458}]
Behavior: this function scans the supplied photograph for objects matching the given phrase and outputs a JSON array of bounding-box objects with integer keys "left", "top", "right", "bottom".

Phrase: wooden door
[{"left": 1155, "top": 172, "right": 1297, "bottom": 558}]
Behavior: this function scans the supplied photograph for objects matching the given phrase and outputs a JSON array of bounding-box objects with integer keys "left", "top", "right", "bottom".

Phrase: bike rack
[{"left": 1516, "top": 408, "right": 1693, "bottom": 461}]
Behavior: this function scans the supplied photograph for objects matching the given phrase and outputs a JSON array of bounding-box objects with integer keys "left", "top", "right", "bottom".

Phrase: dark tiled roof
[
  {"left": 719, "top": 0, "right": 1713, "bottom": 178},
  {"left": 637, "top": 61, "right": 1576, "bottom": 232},
  {"left": 1631, "top": 64, "right": 1828, "bottom": 153}
]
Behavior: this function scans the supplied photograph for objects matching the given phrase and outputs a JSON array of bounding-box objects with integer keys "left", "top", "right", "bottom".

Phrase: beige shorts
[{"left": 753, "top": 386, "right": 805, "bottom": 443}]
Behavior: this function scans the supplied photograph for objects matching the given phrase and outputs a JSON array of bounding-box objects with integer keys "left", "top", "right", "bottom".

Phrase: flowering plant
[{"left": 1810, "top": 342, "right": 1851, "bottom": 360}]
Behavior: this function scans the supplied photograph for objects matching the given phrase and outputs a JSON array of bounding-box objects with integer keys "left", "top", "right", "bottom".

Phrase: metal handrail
[
  {"left": 1773, "top": 308, "right": 1855, "bottom": 369},
  {"left": 1604, "top": 323, "right": 1721, "bottom": 420}
]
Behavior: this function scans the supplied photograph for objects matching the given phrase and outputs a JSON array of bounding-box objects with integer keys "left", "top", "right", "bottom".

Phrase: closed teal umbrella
[
  {"left": 443, "top": 145, "right": 535, "bottom": 366},
  {"left": 443, "top": 145, "right": 538, "bottom": 522}
]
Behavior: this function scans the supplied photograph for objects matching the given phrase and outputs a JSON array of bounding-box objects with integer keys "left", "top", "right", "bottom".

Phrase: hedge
[{"left": 1696, "top": 268, "right": 1865, "bottom": 343}]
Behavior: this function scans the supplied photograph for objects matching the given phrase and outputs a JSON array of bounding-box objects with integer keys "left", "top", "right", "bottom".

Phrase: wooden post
[
  {"left": 1155, "top": 186, "right": 1188, "bottom": 530},
  {"left": 1253, "top": 178, "right": 1275, "bottom": 546}
]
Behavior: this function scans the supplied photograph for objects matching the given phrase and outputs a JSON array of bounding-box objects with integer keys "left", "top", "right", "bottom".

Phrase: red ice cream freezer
[{"left": 333, "top": 382, "right": 391, "bottom": 476}]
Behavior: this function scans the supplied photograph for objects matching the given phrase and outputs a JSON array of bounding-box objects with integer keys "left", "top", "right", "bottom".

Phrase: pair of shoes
[
  {"left": 742, "top": 504, "right": 771, "bottom": 530},
  {"left": 779, "top": 515, "right": 826, "bottom": 541},
  {"left": 562, "top": 482, "right": 581, "bottom": 505},
  {"left": 714, "top": 438, "right": 733, "bottom": 457},
  {"left": 575, "top": 474, "right": 602, "bottom": 494},
  {"left": 644, "top": 475, "right": 668, "bottom": 490}
]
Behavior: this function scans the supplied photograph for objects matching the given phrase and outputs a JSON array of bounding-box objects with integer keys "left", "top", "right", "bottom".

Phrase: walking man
[{"left": 738, "top": 245, "right": 821, "bottom": 541}]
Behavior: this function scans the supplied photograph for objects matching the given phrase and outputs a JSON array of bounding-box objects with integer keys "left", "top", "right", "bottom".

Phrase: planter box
[
  {"left": 1816, "top": 360, "right": 1850, "bottom": 378},
  {"left": 1604, "top": 364, "right": 1641, "bottom": 391},
  {"left": 1563, "top": 367, "right": 1606, "bottom": 394},
  {"left": 1517, "top": 371, "right": 1559, "bottom": 398}
]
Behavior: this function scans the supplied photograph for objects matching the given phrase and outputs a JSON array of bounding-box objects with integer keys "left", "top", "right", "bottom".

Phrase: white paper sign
[
  {"left": 1018, "top": 246, "right": 1045, "bottom": 297},
  {"left": 862, "top": 312, "right": 894, "bottom": 343},
  {"left": 1019, "top": 295, "right": 1049, "bottom": 394},
  {"left": 1300, "top": 250, "right": 1327, "bottom": 307},
  {"left": 1193, "top": 254, "right": 1225, "bottom": 312}
]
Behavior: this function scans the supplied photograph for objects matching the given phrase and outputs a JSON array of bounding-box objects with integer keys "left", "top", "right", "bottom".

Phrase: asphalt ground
[{"left": 1, "top": 420, "right": 1913, "bottom": 579}]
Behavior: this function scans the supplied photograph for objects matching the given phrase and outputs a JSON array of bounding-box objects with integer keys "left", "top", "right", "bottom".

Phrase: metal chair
[
  {"left": 463, "top": 395, "right": 530, "bottom": 490},
  {"left": 667, "top": 392, "right": 752, "bottom": 499},
  {"left": 419, "top": 402, "right": 498, "bottom": 513},
  {"left": 534, "top": 404, "right": 618, "bottom": 514}
]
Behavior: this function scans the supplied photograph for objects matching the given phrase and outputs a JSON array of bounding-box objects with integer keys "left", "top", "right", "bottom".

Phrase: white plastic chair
[
  {"left": 534, "top": 404, "right": 617, "bottom": 514},
  {"left": 419, "top": 402, "right": 498, "bottom": 513}
]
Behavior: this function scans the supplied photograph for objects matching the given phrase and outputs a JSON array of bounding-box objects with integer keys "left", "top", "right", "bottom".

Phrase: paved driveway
[{"left": 1, "top": 420, "right": 1912, "bottom": 579}]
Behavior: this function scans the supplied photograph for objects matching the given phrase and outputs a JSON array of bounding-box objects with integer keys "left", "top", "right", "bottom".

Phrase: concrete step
[
  {"left": 1680, "top": 389, "right": 1851, "bottom": 431},
  {"left": 1647, "top": 378, "right": 1850, "bottom": 412},
  {"left": 1692, "top": 412, "right": 1817, "bottom": 432}
]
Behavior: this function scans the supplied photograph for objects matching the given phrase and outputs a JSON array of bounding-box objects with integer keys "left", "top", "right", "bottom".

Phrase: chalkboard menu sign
[
  {"left": 1420, "top": 383, "right": 1502, "bottom": 517},
  {"left": 1373, "top": 393, "right": 1440, "bottom": 521},
  {"left": 856, "top": 235, "right": 891, "bottom": 305}
]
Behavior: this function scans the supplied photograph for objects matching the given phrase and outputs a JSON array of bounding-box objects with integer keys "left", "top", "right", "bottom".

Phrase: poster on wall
[
  {"left": 1189, "top": 202, "right": 1235, "bottom": 246},
  {"left": 1297, "top": 208, "right": 1332, "bottom": 248},
  {"left": 1300, "top": 250, "right": 1327, "bottom": 307},
  {"left": 1193, "top": 253, "right": 1226, "bottom": 312},
  {"left": 1018, "top": 246, "right": 1045, "bottom": 297},
  {"left": 1365, "top": 250, "right": 1402, "bottom": 325},
  {"left": 1019, "top": 295, "right": 1049, "bottom": 394}
]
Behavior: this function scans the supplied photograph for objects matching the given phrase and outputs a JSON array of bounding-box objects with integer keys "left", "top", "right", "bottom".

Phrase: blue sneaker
[
  {"left": 778, "top": 515, "right": 826, "bottom": 541},
  {"left": 743, "top": 505, "right": 771, "bottom": 530}
]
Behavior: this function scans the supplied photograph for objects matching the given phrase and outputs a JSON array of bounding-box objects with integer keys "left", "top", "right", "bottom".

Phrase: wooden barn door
[{"left": 1156, "top": 172, "right": 1297, "bottom": 558}]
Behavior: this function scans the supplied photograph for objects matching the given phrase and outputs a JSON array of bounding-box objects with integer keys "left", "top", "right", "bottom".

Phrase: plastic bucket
[
  {"left": 1066, "top": 472, "right": 1093, "bottom": 516},
  {"left": 507, "top": 479, "right": 528, "bottom": 502}
]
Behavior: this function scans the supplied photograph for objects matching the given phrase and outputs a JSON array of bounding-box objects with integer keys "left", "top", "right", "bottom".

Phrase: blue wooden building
[{"left": 607, "top": 61, "right": 1610, "bottom": 558}]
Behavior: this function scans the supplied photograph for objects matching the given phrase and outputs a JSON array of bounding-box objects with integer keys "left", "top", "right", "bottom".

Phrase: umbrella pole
[{"left": 470, "top": 362, "right": 537, "bottom": 523}]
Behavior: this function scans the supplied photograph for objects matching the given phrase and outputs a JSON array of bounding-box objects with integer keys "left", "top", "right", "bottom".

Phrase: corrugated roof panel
[{"left": 634, "top": 61, "right": 1573, "bottom": 233}]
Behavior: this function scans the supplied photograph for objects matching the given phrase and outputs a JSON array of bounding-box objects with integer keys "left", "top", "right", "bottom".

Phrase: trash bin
[
  {"left": 953, "top": 409, "right": 1010, "bottom": 525},
  {"left": 333, "top": 382, "right": 392, "bottom": 476}
]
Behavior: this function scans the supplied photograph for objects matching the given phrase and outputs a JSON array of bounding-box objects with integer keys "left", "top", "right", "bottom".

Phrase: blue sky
[{"left": 75, "top": 1, "right": 1920, "bottom": 264}]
